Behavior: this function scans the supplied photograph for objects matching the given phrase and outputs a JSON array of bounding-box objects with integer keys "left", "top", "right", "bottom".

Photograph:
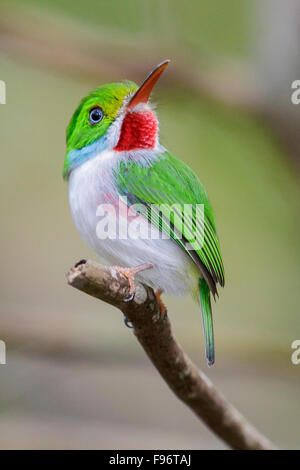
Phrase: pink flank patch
[{"left": 114, "top": 111, "right": 157, "bottom": 151}]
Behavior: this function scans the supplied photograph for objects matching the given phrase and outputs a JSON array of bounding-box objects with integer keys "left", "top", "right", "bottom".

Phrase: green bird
[{"left": 63, "top": 61, "right": 224, "bottom": 366}]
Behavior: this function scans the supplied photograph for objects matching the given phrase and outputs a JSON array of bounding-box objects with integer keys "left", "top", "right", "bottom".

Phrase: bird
[{"left": 63, "top": 60, "right": 224, "bottom": 366}]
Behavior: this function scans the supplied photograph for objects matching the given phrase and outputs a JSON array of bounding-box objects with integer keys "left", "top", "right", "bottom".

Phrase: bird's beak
[{"left": 127, "top": 60, "right": 170, "bottom": 109}]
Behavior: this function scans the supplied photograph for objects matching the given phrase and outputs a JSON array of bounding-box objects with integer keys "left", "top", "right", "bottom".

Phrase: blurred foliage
[{"left": 11, "top": 0, "right": 250, "bottom": 57}]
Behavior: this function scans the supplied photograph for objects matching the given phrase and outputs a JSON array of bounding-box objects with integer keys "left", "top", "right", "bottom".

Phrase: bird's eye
[{"left": 89, "top": 106, "right": 104, "bottom": 125}]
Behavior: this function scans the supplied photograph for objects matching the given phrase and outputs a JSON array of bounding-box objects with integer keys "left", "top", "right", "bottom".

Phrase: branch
[{"left": 66, "top": 259, "right": 276, "bottom": 450}]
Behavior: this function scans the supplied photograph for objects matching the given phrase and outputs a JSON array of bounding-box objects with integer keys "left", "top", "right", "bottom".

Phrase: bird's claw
[
  {"left": 155, "top": 289, "right": 168, "bottom": 321},
  {"left": 123, "top": 316, "right": 133, "bottom": 328},
  {"left": 124, "top": 292, "right": 135, "bottom": 302},
  {"left": 111, "top": 263, "right": 153, "bottom": 304}
]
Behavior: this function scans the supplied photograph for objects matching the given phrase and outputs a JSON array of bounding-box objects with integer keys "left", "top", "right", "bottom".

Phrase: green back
[{"left": 114, "top": 151, "right": 225, "bottom": 294}]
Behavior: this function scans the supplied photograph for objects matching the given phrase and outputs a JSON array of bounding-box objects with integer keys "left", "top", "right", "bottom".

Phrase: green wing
[{"left": 114, "top": 151, "right": 224, "bottom": 295}]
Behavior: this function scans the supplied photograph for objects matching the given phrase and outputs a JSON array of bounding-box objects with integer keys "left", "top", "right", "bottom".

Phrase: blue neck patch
[{"left": 64, "top": 134, "right": 108, "bottom": 179}]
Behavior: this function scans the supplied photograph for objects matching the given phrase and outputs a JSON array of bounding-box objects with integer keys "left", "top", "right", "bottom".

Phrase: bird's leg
[
  {"left": 112, "top": 262, "right": 153, "bottom": 302},
  {"left": 154, "top": 289, "right": 168, "bottom": 321}
]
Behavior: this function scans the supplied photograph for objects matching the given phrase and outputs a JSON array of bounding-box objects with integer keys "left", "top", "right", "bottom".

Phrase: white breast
[{"left": 68, "top": 150, "right": 197, "bottom": 296}]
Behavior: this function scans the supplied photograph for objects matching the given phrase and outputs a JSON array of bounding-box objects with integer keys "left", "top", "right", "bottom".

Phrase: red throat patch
[{"left": 114, "top": 111, "right": 157, "bottom": 151}]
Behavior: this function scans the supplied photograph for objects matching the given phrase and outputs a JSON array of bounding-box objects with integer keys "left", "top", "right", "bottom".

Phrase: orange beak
[{"left": 127, "top": 60, "right": 170, "bottom": 109}]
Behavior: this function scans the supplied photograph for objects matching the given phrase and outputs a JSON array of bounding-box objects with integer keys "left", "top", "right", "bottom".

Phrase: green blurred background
[{"left": 0, "top": 0, "right": 299, "bottom": 449}]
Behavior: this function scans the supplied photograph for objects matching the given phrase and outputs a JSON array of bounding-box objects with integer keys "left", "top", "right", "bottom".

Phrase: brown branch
[{"left": 66, "top": 259, "right": 277, "bottom": 450}]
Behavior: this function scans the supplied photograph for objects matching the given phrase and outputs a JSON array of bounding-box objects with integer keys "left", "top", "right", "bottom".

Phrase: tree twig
[{"left": 66, "top": 259, "right": 277, "bottom": 450}]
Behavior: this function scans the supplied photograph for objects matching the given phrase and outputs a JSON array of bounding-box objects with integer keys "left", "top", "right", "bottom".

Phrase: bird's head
[{"left": 63, "top": 60, "right": 169, "bottom": 179}]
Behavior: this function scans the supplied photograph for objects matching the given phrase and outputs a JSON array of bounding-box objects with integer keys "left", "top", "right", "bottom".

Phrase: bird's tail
[{"left": 199, "top": 278, "right": 215, "bottom": 366}]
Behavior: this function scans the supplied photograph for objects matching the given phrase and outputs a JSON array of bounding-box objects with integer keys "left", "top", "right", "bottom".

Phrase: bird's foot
[
  {"left": 112, "top": 263, "right": 153, "bottom": 302},
  {"left": 123, "top": 315, "right": 133, "bottom": 329},
  {"left": 154, "top": 289, "right": 168, "bottom": 321}
]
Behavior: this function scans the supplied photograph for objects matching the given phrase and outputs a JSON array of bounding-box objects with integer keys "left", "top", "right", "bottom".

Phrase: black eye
[{"left": 89, "top": 106, "right": 104, "bottom": 125}]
